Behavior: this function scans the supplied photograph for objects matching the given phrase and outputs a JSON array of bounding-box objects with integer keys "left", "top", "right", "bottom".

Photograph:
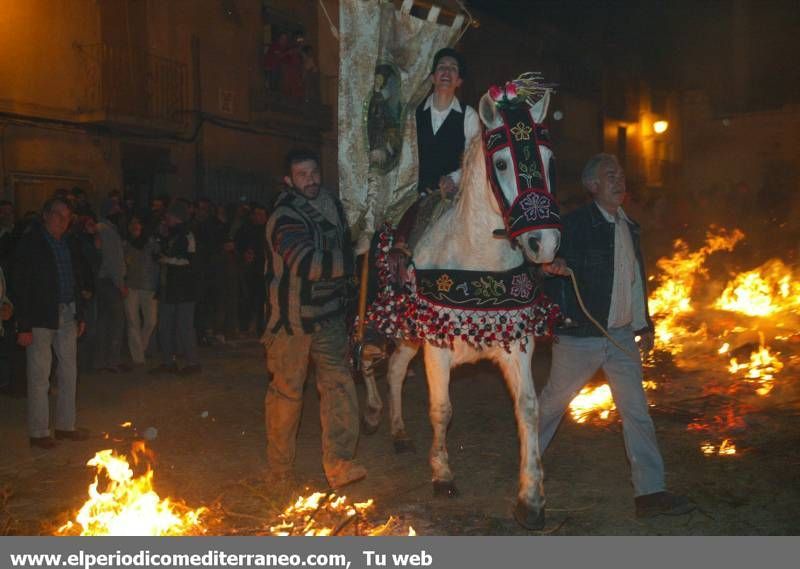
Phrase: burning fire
[
  {"left": 57, "top": 442, "right": 207, "bottom": 536},
  {"left": 701, "top": 439, "right": 737, "bottom": 456},
  {"left": 268, "top": 492, "right": 415, "bottom": 536},
  {"left": 648, "top": 228, "right": 744, "bottom": 353},
  {"left": 728, "top": 342, "right": 784, "bottom": 396},
  {"left": 569, "top": 381, "right": 657, "bottom": 424},
  {"left": 569, "top": 385, "right": 615, "bottom": 423},
  {"left": 714, "top": 259, "right": 800, "bottom": 317}
]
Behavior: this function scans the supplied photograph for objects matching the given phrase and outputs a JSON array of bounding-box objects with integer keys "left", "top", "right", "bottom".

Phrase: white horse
[{"left": 362, "top": 78, "right": 561, "bottom": 529}]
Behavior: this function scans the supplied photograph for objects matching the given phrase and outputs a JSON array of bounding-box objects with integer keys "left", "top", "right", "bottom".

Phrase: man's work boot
[
  {"left": 325, "top": 460, "right": 367, "bottom": 490},
  {"left": 635, "top": 491, "right": 695, "bottom": 518}
]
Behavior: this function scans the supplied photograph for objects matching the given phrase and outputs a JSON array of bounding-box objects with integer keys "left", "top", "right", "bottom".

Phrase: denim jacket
[{"left": 543, "top": 201, "right": 654, "bottom": 337}]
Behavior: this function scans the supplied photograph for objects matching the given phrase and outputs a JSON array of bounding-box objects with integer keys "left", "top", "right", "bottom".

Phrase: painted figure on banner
[{"left": 367, "top": 63, "right": 403, "bottom": 173}]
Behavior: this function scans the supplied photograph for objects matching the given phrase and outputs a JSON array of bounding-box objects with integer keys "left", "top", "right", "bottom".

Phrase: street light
[{"left": 653, "top": 120, "right": 669, "bottom": 134}]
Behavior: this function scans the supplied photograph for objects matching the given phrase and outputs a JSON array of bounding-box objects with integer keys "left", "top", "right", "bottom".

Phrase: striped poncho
[{"left": 264, "top": 188, "right": 355, "bottom": 335}]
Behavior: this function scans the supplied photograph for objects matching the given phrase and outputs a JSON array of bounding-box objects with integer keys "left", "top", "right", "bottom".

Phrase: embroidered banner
[{"left": 338, "top": 1, "right": 465, "bottom": 246}]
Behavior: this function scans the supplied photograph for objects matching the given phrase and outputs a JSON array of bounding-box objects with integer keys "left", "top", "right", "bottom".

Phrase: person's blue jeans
[
  {"left": 26, "top": 302, "right": 78, "bottom": 438},
  {"left": 539, "top": 326, "right": 666, "bottom": 496}
]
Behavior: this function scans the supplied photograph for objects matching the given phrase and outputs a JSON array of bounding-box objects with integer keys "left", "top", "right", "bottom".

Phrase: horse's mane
[{"left": 454, "top": 133, "right": 491, "bottom": 218}]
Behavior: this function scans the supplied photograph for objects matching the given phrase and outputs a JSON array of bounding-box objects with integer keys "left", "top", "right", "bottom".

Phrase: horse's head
[{"left": 479, "top": 74, "right": 561, "bottom": 264}]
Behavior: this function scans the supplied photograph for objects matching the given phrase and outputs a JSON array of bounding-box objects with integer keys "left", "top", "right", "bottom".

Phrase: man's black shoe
[
  {"left": 148, "top": 363, "right": 179, "bottom": 375},
  {"left": 30, "top": 436, "right": 58, "bottom": 449},
  {"left": 55, "top": 428, "right": 90, "bottom": 441},
  {"left": 635, "top": 491, "right": 695, "bottom": 518},
  {"left": 179, "top": 364, "right": 203, "bottom": 376}
]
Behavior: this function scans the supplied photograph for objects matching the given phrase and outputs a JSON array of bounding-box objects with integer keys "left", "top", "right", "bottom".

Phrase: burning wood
[
  {"left": 701, "top": 439, "right": 737, "bottom": 456},
  {"left": 648, "top": 227, "right": 744, "bottom": 354},
  {"left": 568, "top": 382, "right": 657, "bottom": 424},
  {"left": 727, "top": 342, "right": 784, "bottom": 397},
  {"left": 715, "top": 259, "right": 800, "bottom": 317},
  {"left": 267, "top": 492, "right": 415, "bottom": 536},
  {"left": 57, "top": 442, "right": 207, "bottom": 536}
]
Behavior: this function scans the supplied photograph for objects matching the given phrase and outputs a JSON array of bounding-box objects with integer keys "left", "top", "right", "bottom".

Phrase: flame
[
  {"left": 569, "top": 385, "right": 615, "bottom": 423},
  {"left": 120, "top": 421, "right": 132, "bottom": 428},
  {"left": 718, "top": 343, "right": 730, "bottom": 355},
  {"left": 715, "top": 259, "right": 800, "bottom": 317},
  {"left": 57, "top": 442, "right": 207, "bottom": 536},
  {"left": 268, "top": 492, "right": 415, "bottom": 536},
  {"left": 728, "top": 342, "right": 783, "bottom": 396},
  {"left": 648, "top": 228, "right": 744, "bottom": 353},
  {"left": 569, "top": 381, "right": 657, "bottom": 424},
  {"left": 701, "top": 439, "right": 737, "bottom": 456}
]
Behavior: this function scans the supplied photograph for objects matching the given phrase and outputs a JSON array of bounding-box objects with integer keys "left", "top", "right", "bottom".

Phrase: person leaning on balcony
[
  {"left": 262, "top": 148, "right": 366, "bottom": 490},
  {"left": 539, "top": 153, "right": 694, "bottom": 518},
  {"left": 13, "top": 197, "right": 93, "bottom": 449}
]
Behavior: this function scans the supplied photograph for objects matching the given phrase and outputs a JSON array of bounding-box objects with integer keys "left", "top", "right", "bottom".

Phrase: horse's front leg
[
  {"left": 424, "top": 344, "right": 458, "bottom": 497},
  {"left": 496, "top": 342, "right": 546, "bottom": 530},
  {"left": 386, "top": 341, "right": 419, "bottom": 452}
]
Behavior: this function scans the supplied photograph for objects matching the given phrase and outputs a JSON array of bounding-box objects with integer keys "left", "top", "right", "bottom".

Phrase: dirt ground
[{"left": 1, "top": 335, "right": 799, "bottom": 536}]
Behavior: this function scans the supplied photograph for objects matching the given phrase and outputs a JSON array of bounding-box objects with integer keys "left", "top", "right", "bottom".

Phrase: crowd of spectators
[{"left": 0, "top": 188, "right": 272, "bottom": 396}]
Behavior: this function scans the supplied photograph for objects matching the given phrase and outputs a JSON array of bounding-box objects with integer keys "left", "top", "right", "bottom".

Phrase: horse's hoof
[
  {"left": 361, "top": 415, "right": 380, "bottom": 436},
  {"left": 393, "top": 438, "right": 415, "bottom": 454},
  {"left": 432, "top": 480, "right": 459, "bottom": 498},
  {"left": 513, "top": 499, "right": 545, "bottom": 531}
]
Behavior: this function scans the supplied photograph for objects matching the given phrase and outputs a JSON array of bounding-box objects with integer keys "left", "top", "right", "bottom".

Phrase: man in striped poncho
[{"left": 262, "top": 149, "right": 366, "bottom": 489}]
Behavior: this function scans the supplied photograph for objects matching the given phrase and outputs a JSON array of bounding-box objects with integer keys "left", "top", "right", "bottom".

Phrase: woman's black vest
[{"left": 415, "top": 101, "right": 466, "bottom": 193}]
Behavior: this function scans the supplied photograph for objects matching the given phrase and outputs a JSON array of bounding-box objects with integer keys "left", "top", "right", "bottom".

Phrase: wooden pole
[{"left": 356, "top": 253, "right": 370, "bottom": 341}]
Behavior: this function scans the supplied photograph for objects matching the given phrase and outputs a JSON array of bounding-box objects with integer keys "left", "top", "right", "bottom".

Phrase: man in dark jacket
[
  {"left": 13, "top": 197, "right": 92, "bottom": 449},
  {"left": 540, "top": 153, "right": 693, "bottom": 518},
  {"left": 151, "top": 201, "right": 201, "bottom": 375},
  {"left": 235, "top": 204, "right": 268, "bottom": 335}
]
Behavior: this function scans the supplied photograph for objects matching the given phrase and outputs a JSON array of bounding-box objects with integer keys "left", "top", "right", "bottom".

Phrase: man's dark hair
[
  {"left": 431, "top": 47, "right": 466, "bottom": 79},
  {"left": 41, "top": 197, "right": 72, "bottom": 216},
  {"left": 284, "top": 148, "right": 320, "bottom": 176}
]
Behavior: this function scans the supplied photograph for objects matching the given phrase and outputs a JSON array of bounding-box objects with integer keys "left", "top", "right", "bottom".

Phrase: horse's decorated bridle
[{"left": 482, "top": 87, "right": 561, "bottom": 240}]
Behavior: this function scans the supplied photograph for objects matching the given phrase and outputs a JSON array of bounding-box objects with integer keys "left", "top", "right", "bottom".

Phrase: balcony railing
[
  {"left": 250, "top": 73, "right": 333, "bottom": 131},
  {"left": 76, "top": 43, "right": 188, "bottom": 129}
]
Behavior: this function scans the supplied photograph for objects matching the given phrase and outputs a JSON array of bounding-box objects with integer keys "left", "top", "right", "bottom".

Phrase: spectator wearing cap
[
  {"left": 12, "top": 197, "right": 93, "bottom": 448},
  {"left": 93, "top": 198, "right": 130, "bottom": 373},
  {"left": 151, "top": 201, "right": 201, "bottom": 375}
]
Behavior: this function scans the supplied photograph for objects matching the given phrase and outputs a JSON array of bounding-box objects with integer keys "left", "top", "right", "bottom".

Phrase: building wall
[
  {"left": 682, "top": 91, "right": 800, "bottom": 208},
  {"left": 0, "top": 0, "right": 100, "bottom": 120},
  {"left": 1, "top": 0, "right": 332, "bottom": 214}
]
